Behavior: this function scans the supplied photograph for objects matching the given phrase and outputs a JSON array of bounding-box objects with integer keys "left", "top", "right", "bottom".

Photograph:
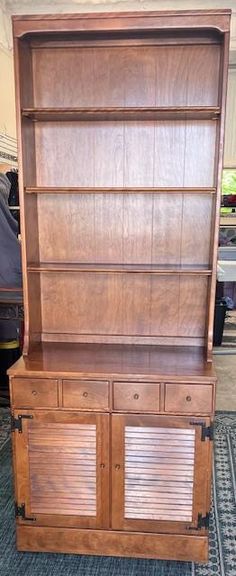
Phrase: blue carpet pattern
[{"left": 0, "top": 410, "right": 236, "bottom": 576}]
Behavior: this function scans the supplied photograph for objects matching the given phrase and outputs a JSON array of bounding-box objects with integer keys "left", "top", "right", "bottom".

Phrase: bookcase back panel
[
  {"left": 35, "top": 121, "right": 216, "bottom": 188},
  {"left": 37, "top": 193, "right": 213, "bottom": 266},
  {"left": 39, "top": 272, "right": 208, "bottom": 340},
  {"left": 32, "top": 43, "right": 220, "bottom": 107}
]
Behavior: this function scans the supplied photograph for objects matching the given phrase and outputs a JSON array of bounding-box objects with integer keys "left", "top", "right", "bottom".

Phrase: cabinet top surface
[
  {"left": 12, "top": 9, "right": 231, "bottom": 37},
  {"left": 8, "top": 343, "right": 216, "bottom": 382},
  {"left": 12, "top": 9, "right": 231, "bottom": 19}
]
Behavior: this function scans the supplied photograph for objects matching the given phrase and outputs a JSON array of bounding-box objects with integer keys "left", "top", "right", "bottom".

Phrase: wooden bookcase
[{"left": 9, "top": 10, "right": 230, "bottom": 562}]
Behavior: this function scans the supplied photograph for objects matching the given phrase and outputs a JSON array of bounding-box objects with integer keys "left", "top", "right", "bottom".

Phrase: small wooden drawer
[
  {"left": 62, "top": 380, "right": 109, "bottom": 410},
  {"left": 12, "top": 378, "right": 58, "bottom": 408},
  {"left": 165, "top": 383, "right": 213, "bottom": 414},
  {"left": 113, "top": 382, "right": 160, "bottom": 412}
]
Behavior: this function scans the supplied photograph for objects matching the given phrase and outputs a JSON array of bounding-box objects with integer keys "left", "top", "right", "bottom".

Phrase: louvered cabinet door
[
  {"left": 112, "top": 414, "right": 212, "bottom": 534},
  {"left": 13, "top": 410, "right": 109, "bottom": 529}
]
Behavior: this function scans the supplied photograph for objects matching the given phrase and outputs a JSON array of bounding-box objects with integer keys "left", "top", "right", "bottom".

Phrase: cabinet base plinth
[{"left": 17, "top": 526, "right": 208, "bottom": 562}]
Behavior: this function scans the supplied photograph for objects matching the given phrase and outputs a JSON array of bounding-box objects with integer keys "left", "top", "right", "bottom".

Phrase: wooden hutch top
[{"left": 9, "top": 9, "right": 231, "bottom": 381}]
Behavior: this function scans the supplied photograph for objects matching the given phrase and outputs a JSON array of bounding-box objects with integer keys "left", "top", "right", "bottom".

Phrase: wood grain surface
[
  {"left": 9, "top": 342, "right": 216, "bottom": 380},
  {"left": 13, "top": 410, "right": 110, "bottom": 529},
  {"left": 111, "top": 414, "right": 211, "bottom": 533},
  {"left": 10, "top": 9, "right": 230, "bottom": 561},
  {"left": 16, "top": 525, "right": 209, "bottom": 561}
]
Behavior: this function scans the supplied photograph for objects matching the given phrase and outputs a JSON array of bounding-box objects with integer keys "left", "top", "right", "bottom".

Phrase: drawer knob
[
  {"left": 186, "top": 395, "right": 192, "bottom": 402},
  {"left": 100, "top": 463, "right": 105, "bottom": 469},
  {"left": 115, "top": 464, "right": 120, "bottom": 471},
  {"left": 83, "top": 391, "right": 88, "bottom": 398},
  {"left": 31, "top": 390, "right": 37, "bottom": 396},
  {"left": 133, "top": 393, "right": 139, "bottom": 400}
]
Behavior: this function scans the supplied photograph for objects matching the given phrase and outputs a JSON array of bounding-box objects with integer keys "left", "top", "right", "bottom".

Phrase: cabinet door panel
[
  {"left": 112, "top": 414, "right": 211, "bottom": 534},
  {"left": 13, "top": 410, "right": 109, "bottom": 529}
]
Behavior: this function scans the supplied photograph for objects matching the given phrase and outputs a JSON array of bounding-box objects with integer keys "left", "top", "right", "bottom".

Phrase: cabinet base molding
[{"left": 16, "top": 526, "right": 208, "bottom": 562}]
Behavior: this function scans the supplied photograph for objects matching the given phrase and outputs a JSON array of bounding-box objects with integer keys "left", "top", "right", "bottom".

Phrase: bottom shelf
[{"left": 8, "top": 342, "right": 215, "bottom": 380}]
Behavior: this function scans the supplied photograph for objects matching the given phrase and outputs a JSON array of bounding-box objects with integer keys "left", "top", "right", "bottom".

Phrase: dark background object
[
  {"left": 213, "top": 298, "right": 228, "bottom": 346},
  {"left": 221, "top": 194, "right": 236, "bottom": 208},
  {"left": 6, "top": 171, "right": 20, "bottom": 229}
]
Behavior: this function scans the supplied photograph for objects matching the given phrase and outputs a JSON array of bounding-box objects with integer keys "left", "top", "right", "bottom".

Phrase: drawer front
[
  {"left": 62, "top": 380, "right": 109, "bottom": 410},
  {"left": 12, "top": 378, "right": 58, "bottom": 408},
  {"left": 113, "top": 382, "right": 160, "bottom": 412},
  {"left": 165, "top": 383, "right": 213, "bottom": 413}
]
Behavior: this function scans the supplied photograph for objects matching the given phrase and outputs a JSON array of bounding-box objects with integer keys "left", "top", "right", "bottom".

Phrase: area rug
[{"left": 0, "top": 410, "right": 236, "bottom": 576}]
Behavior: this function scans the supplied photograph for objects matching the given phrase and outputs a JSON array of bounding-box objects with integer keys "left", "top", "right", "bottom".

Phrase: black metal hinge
[
  {"left": 189, "top": 420, "right": 213, "bottom": 441},
  {"left": 197, "top": 512, "right": 210, "bottom": 530},
  {"left": 201, "top": 422, "right": 214, "bottom": 441},
  {"left": 11, "top": 414, "right": 33, "bottom": 433},
  {"left": 15, "top": 503, "right": 36, "bottom": 521}
]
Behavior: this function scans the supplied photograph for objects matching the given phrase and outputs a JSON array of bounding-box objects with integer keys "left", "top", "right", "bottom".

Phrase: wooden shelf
[
  {"left": 25, "top": 186, "right": 217, "bottom": 195},
  {"left": 22, "top": 106, "right": 221, "bottom": 122},
  {"left": 27, "top": 263, "right": 212, "bottom": 275}
]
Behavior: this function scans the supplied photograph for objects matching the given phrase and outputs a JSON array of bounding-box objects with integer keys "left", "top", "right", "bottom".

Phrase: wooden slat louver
[
  {"left": 28, "top": 423, "right": 97, "bottom": 516},
  {"left": 125, "top": 426, "right": 195, "bottom": 522}
]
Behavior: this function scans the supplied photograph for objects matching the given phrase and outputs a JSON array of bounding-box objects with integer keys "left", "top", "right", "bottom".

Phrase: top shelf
[{"left": 21, "top": 106, "right": 221, "bottom": 122}]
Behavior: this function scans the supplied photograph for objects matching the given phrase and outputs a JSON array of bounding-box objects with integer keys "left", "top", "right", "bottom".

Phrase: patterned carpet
[{"left": 0, "top": 410, "right": 236, "bottom": 576}]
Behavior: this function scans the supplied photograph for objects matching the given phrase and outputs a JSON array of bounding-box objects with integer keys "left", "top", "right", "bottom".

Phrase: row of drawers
[{"left": 11, "top": 378, "right": 214, "bottom": 413}]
